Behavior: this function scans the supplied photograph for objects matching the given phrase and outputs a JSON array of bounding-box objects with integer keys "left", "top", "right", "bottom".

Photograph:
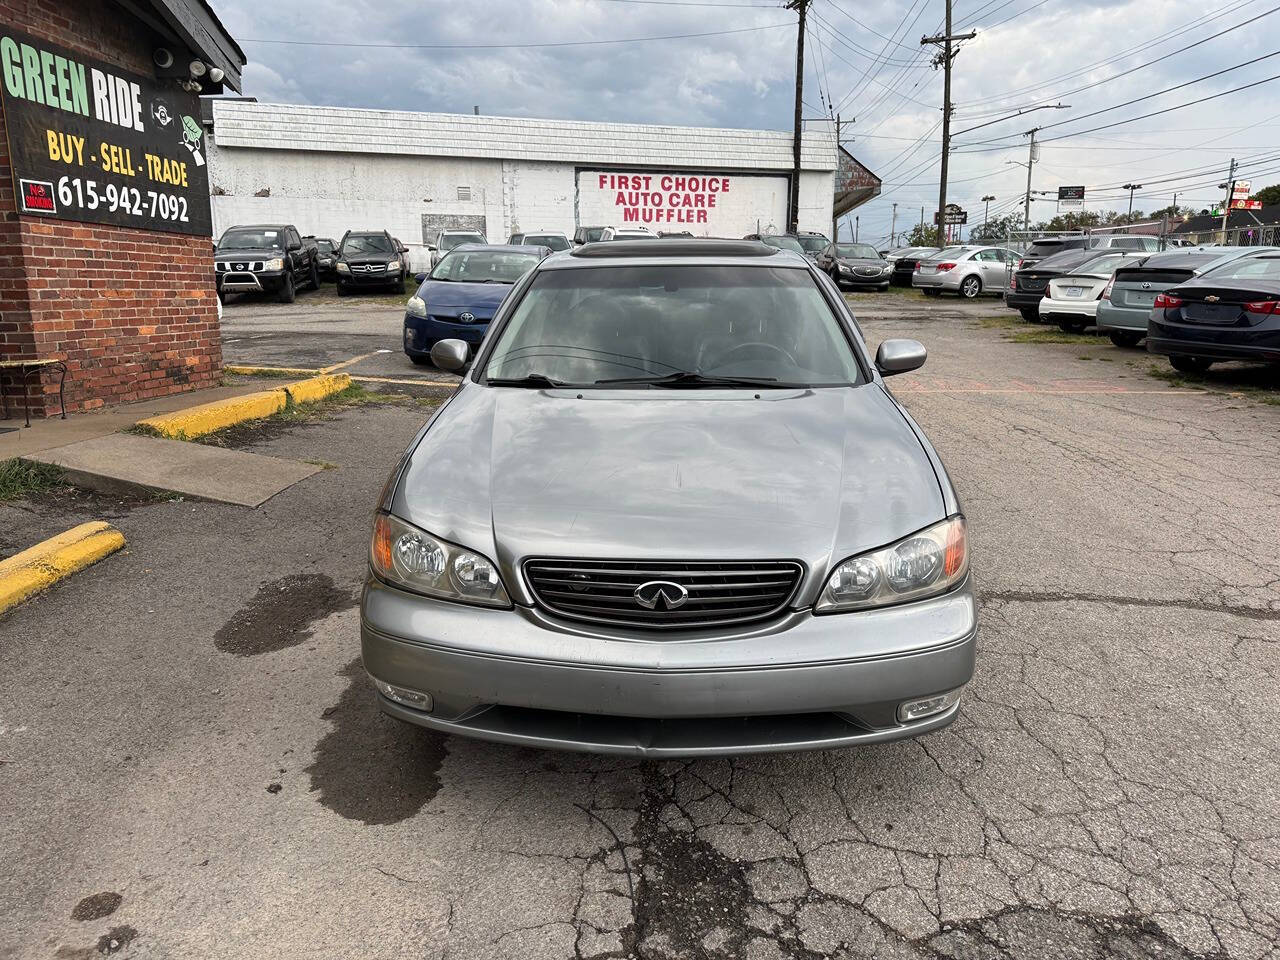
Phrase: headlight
[
  {"left": 387, "top": 258, "right": 401, "bottom": 270},
  {"left": 816, "top": 516, "right": 967, "bottom": 613},
  {"left": 264, "top": 258, "right": 284, "bottom": 271},
  {"left": 371, "top": 513, "right": 510, "bottom": 607},
  {"left": 336, "top": 261, "right": 350, "bottom": 273},
  {"left": 405, "top": 295, "right": 428, "bottom": 318}
]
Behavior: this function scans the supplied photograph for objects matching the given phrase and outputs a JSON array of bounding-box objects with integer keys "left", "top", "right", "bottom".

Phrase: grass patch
[
  {"left": 194, "top": 383, "right": 416, "bottom": 446},
  {"left": 0, "top": 458, "right": 65, "bottom": 502},
  {"left": 978, "top": 314, "right": 1023, "bottom": 330},
  {"left": 1144, "top": 363, "right": 1280, "bottom": 403},
  {"left": 1005, "top": 328, "right": 1101, "bottom": 345}
]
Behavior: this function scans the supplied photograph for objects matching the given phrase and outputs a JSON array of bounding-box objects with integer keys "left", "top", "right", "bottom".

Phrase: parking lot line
[{"left": 321, "top": 351, "right": 382, "bottom": 374}]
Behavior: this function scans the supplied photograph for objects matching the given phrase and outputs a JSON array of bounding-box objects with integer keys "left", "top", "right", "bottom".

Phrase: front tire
[
  {"left": 1058, "top": 317, "right": 1089, "bottom": 333},
  {"left": 1019, "top": 307, "right": 1039, "bottom": 323},
  {"left": 409, "top": 353, "right": 431, "bottom": 366},
  {"left": 878, "top": 283, "right": 889, "bottom": 291},
  {"left": 337, "top": 282, "right": 350, "bottom": 297},
  {"left": 922, "top": 288, "right": 940, "bottom": 297},
  {"left": 307, "top": 261, "right": 320, "bottom": 290},
  {"left": 277, "top": 273, "right": 296, "bottom": 304},
  {"left": 1170, "top": 355, "right": 1212, "bottom": 373},
  {"left": 959, "top": 275, "right": 982, "bottom": 299},
  {"left": 1109, "top": 331, "right": 1142, "bottom": 348}
]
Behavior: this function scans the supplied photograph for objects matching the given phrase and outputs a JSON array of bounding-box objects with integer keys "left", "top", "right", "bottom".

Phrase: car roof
[
  {"left": 551, "top": 238, "right": 807, "bottom": 268},
  {"left": 448, "top": 243, "right": 548, "bottom": 254},
  {"left": 226, "top": 224, "right": 292, "bottom": 230}
]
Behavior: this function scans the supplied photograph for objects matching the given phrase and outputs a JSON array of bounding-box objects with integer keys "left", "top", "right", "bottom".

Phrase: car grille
[
  {"left": 854, "top": 266, "right": 880, "bottom": 277},
  {"left": 523, "top": 558, "right": 804, "bottom": 629},
  {"left": 351, "top": 263, "right": 387, "bottom": 274},
  {"left": 216, "top": 260, "right": 264, "bottom": 273}
]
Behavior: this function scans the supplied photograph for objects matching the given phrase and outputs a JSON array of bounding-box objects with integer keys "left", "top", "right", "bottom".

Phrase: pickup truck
[{"left": 215, "top": 224, "right": 319, "bottom": 303}]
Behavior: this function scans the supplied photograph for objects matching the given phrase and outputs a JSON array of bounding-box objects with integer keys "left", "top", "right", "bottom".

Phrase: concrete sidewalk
[{"left": 0, "top": 381, "right": 283, "bottom": 458}]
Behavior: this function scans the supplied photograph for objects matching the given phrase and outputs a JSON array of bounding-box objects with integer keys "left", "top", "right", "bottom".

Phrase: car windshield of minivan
[
  {"left": 526, "top": 235, "right": 571, "bottom": 251},
  {"left": 219, "top": 228, "right": 284, "bottom": 251},
  {"left": 761, "top": 236, "right": 806, "bottom": 255},
  {"left": 484, "top": 265, "right": 862, "bottom": 388},
  {"left": 342, "top": 234, "right": 395, "bottom": 255},
  {"left": 796, "top": 235, "right": 827, "bottom": 254},
  {"left": 837, "top": 243, "right": 879, "bottom": 259},
  {"left": 440, "top": 233, "right": 485, "bottom": 251},
  {"left": 431, "top": 251, "right": 541, "bottom": 283}
]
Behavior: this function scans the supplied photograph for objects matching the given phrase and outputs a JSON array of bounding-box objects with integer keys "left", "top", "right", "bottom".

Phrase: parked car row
[{"left": 1008, "top": 244, "right": 1280, "bottom": 371}]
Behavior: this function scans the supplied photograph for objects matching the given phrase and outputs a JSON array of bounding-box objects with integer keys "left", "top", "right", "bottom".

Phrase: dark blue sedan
[{"left": 403, "top": 244, "right": 550, "bottom": 365}]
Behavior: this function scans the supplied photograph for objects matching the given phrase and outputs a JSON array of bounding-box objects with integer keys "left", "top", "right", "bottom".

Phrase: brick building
[
  {"left": 205, "top": 101, "right": 872, "bottom": 268},
  {"left": 0, "top": 0, "right": 243, "bottom": 418}
]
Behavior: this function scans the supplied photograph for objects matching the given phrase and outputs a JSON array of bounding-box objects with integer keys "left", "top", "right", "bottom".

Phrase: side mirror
[
  {"left": 426, "top": 243, "right": 438, "bottom": 251},
  {"left": 430, "top": 339, "right": 470, "bottom": 373},
  {"left": 875, "top": 339, "right": 926, "bottom": 376},
  {"left": 414, "top": 272, "right": 428, "bottom": 284},
  {"left": 288, "top": 239, "right": 302, "bottom": 251}
]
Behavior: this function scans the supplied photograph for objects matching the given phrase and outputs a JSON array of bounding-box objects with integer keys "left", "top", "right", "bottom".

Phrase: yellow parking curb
[
  {"left": 283, "top": 373, "right": 352, "bottom": 404},
  {"left": 226, "top": 364, "right": 321, "bottom": 377},
  {"left": 0, "top": 521, "right": 126, "bottom": 614},
  {"left": 137, "top": 389, "right": 288, "bottom": 439}
]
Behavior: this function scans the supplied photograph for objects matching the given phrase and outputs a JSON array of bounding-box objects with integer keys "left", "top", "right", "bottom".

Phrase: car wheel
[
  {"left": 1108, "top": 331, "right": 1142, "bottom": 348},
  {"left": 277, "top": 273, "right": 295, "bottom": 304},
  {"left": 922, "top": 288, "right": 940, "bottom": 297},
  {"left": 337, "top": 282, "right": 350, "bottom": 297},
  {"left": 393, "top": 278, "right": 406, "bottom": 295},
  {"left": 1058, "top": 317, "right": 1089, "bottom": 333},
  {"left": 960, "top": 275, "right": 982, "bottom": 299},
  {"left": 308, "top": 261, "right": 320, "bottom": 290},
  {"left": 879, "top": 283, "right": 889, "bottom": 291},
  {"left": 1169, "top": 355, "right": 1213, "bottom": 374},
  {"left": 1018, "top": 307, "right": 1039, "bottom": 323},
  {"left": 409, "top": 353, "right": 431, "bottom": 366}
]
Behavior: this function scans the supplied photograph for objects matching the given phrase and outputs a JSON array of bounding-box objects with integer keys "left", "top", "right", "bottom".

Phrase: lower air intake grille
[{"left": 523, "top": 558, "right": 804, "bottom": 629}]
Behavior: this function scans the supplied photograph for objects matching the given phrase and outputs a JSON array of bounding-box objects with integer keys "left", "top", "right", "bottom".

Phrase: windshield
[
  {"left": 760, "top": 236, "right": 806, "bottom": 255},
  {"left": 440, "top": 233, "right": 486, "bottom": 251},
  {"left": 484, "top": 265, "right": 863, "bottom": 387},
  {"left": 219, "top": 228, "right": 285, "bottom": 251},
  {"left": 1074, "top": 253, "right": 1135, "bottom": 276},
  {"left": 525, "top": 234, "right": 571, "bottom": 251},
  {"left": 316, "top": 240, "right": 335, "bottom": 254},
  {"left": 837, "top": 243, "right": 879, "bottom": 259},
  {"left": 1203, "top": 255, "right": 1280, "bottom": 281},
  {"left": 582, "top": 227, "right": 606, "bottom": 242},
  {"left": 341, "top": 234, "right": 395, "bottom": 255},
  {"left": 795, "top": 235, "right": 828, "bottom": 254},
  {"left": 924, "top": 246, "right": 968, "bottom": 261},
  {"left": 430, "top": 251, "right": 541, "bottom": 283}
]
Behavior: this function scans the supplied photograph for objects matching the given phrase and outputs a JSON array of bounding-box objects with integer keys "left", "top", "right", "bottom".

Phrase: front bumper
[
  {"left": 404, "top": 315, "right": 490, "bottom": 354},
  {"left": 340, "top": 268, "right": 399, "bottom": 287},
  {"left": 217, "top": 268, "right": 285, "bottom": 293},
  {"left": 360, "top": 575, "right": 978, "bottom": 756},
  {"left": 836, "top": 267, "right": 891, "bottom": 288}
]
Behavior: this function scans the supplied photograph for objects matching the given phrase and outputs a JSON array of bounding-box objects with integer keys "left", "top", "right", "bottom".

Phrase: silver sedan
[
  {"left": 362, "top": 239, "right": 976, "bottom": 757},
  {"left": 912, "top": 245, "right": 1017, "bottom": 298}
]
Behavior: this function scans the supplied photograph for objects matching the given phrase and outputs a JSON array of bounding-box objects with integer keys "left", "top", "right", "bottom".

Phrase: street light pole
[
  {"left": 785, "top": 0, "right": 810, "bottom": 235},
  {"left": 921, "top": 2, "right": 976, "bottom": 249},
  {"left": 981, "top": 194, "right": 995, "bottom": 231},
  {"left": 1022, "top": 128, "right": 1039, "bottom": 230},
  {"left": 1122, "top": 183, "right": 1143, "bottom": 221}
]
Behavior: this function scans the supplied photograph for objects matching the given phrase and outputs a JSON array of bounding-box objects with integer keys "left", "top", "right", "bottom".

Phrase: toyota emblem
[
  {"left": 459, "top": 312, "right": 476, "bottom": 323},
  {"left": 633, "top": 580, "right": 689, "bottom": 611}
]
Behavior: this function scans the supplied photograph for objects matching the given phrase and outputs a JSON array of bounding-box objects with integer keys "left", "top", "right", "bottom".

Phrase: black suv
[
  {"left": 215, "top": 224, "right": 319, "bottom": 303},
  {"left": 335, "top": 230, "right": 406, "bottom": 295}
]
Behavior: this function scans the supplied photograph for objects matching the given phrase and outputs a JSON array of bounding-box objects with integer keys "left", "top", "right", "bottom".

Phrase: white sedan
[{"left": 1037, "top": 251, "right": 1149, "bottom": 332}]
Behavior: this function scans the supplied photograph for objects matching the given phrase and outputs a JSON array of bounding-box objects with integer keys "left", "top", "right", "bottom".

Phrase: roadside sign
[
  {"left": 1229, "top": 198, "right": 1263, "bottom": 210},
  {"left": 933, "top": 203, "right": 967, "bottom": 225},
  {"left": 1058, "top": 185, "right": 1085, "bottom": 211},
  {"left": 1231, "top": 179, "right": 1251, "bottom": 199}
]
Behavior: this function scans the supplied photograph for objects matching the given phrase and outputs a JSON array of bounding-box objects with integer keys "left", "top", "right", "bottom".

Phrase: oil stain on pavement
[
  {"left": 54, "top": 924, "right": 138, "bottom": 958},
  {"left": 214, "top": 574, "right": 355, "bottom": 656},
  {"left": 305, "top": 658, "right": 447, "bottom": 825},
  {"left": 70, "top": 891, "right": 122, "bottom": 921}
]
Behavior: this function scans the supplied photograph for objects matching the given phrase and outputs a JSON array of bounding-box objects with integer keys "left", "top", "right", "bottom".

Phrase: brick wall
[{"left": 0, "top": 0, "right": 222, "bottom": 417}]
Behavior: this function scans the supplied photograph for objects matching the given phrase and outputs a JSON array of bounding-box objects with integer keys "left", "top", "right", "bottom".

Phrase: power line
[{"left": 238, "top": 21, "right": 791, "bottom": 49}]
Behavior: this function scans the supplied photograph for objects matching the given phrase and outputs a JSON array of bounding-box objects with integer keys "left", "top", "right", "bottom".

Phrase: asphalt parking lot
[{"left": 2, "top": 290, "right": 1278, "bottom": 959}]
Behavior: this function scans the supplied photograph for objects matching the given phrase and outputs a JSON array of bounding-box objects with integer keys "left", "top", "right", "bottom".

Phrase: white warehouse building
[{"left": 204, "top": 100, "right": 880, "bottom": 266}]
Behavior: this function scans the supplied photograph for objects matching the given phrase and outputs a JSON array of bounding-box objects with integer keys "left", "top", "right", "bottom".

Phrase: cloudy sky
[{"left": 210, "top": 0, "right": 1280, "bottom": 244}]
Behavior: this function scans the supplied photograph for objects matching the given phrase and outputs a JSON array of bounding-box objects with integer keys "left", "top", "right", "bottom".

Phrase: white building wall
[{"left": 502, "top": 160, "right": 577, "bottom": 239}]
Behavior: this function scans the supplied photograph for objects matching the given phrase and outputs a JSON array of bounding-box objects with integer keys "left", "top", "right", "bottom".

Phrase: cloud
[{"left": 210, "top": 0, "right": 1280, "bottom": 240}]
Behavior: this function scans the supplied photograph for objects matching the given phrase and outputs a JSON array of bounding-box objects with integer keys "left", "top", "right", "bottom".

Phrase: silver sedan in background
[
  {"left": 912, "top": 245, "right": 1018, "bottom": 298},
  {"left": 361, "top": 239, "right": 976, "bottom": 757}
]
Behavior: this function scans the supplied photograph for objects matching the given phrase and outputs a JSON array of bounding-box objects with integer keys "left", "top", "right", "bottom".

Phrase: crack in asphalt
[{"left": 981, "top": 589, "right": 1280, "bottom": 622}]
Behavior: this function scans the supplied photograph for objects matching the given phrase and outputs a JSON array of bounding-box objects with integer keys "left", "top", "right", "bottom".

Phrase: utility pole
[
  {"left": 921, "top": 3, "right": 976, "bottom": 249},
  {"left": 919, "top": 206, "right": 925, "bottom": 241},
  {"left": 1122, "top": 183, "right": 1142, "bottom": 221},
  {"left": 1021, "top": 129, "right": 1039, "bottom": 230},
  {"left": 1219, "top": 157, "right": 1238, "bottom": 242},
  {"left": 981, "top": 194, "right": 995, "bottom": 233},
  {"left": 855, "top": 215, "right": 859, "bottom": 241},
  {"left": 889, "top": 202, "right": 898, "bottom": 246},
  {"left": 831, "top": 113, "right": 840, "bottom": 241},
  {"left": 786, "top": 0, "right": 809, "bottom": 235}
]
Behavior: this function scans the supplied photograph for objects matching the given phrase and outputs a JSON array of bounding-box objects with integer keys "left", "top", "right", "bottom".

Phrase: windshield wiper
[
  {"left": 595, "top": 371, "right": 804, "bottom": 388},
  {"left": 486, "top": 373, "right": 572, "bottom": 388}
]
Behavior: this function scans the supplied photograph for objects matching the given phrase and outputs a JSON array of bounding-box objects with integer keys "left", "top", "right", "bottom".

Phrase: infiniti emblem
[
  {"left": 633, "top": 580, "right": 689, "bottom": 610},
  {"left": 459, "top": 312, "right": 476, "bottom": 323}
]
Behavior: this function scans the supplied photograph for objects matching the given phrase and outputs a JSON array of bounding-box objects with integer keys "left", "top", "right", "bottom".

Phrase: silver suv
[{"left": 362, "top": 239, "right": 977, "bottom": 756}]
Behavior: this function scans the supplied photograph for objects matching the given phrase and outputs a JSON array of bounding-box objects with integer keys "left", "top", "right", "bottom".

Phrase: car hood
[
  {"left": 215, "top": 246, "right": 283, "bottom": 260},
  {"left": 394, "top": 384, "right": 947, "bottom": 594},
  {"left": 419, "top": 280, "right": 512, "bottom": 314}
]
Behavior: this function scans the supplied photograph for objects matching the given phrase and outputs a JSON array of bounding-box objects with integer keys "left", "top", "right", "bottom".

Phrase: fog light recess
[
  {"left": 897, "top": 688, "right": 962, "bottom": 724},
  {"left": 372, "top": 676, "right": 433, "bottom": 712}
]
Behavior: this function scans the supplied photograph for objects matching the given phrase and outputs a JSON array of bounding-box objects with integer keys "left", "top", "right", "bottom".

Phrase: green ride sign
[{"left": 0, "top": 26, "right": 212, "bottom": 236}]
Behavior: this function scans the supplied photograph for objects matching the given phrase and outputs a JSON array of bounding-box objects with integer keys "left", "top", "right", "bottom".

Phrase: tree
[
  {"left": 969, "top": 212, "right": 1023, "bottom": 243},
  {"left": 1250, "top": 183, "right": 1280, "bottom": 206},
  {"left": 905, "top": 223, "right": 940, "bottom": 246},
  {"left": 1037, "top": 210, "right": 1103, "bottom": 233}
]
